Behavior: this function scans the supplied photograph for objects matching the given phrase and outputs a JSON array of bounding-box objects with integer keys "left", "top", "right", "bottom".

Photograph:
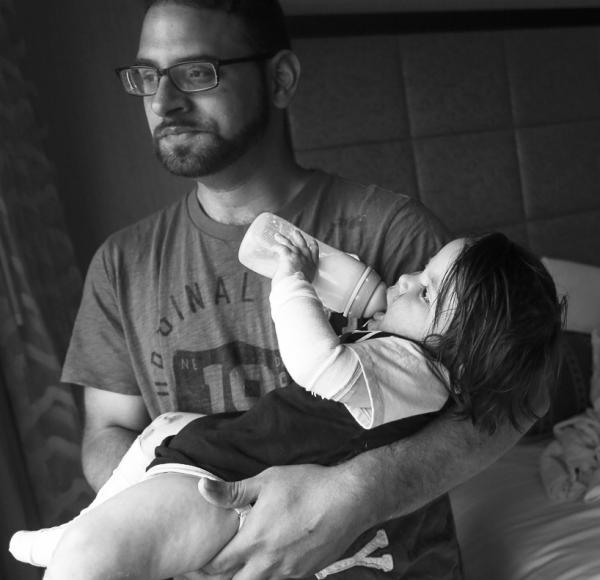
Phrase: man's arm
[
  {"left": 199, "top": 411, "right": 531, "bottom": 579},
  {"left": 346, "top": 412, "right": 526, "bottom": 521},
  {"left": 81, "top": 386, "right": 150, "bottom": 491}
]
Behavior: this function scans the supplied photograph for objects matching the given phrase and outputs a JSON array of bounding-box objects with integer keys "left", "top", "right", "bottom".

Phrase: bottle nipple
[{"left": 362, "top": 281, "right": 387, "bottom": 318}]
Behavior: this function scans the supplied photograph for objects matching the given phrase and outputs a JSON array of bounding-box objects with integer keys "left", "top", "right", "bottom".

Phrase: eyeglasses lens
[
  {"left": 171, "top": 62, "right": 218, "bottom": 92},
  {"left": 119, "top": 62, "right": 218, "bottom": 96},
  {"left": 120, "top": 67, "right": 158, "bottom": 96}
]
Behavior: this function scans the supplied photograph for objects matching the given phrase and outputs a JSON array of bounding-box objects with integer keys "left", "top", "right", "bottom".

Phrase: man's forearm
[
  {"left": 82, "top": 426, "right": 139, "bottom": 492},
  {"left": 340, "top": 412, "right": 529, "bottom": 525}
]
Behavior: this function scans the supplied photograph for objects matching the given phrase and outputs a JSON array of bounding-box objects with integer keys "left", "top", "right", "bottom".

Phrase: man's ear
[{"left": 268, "top": 49, "right": 301, "bottom": 109}]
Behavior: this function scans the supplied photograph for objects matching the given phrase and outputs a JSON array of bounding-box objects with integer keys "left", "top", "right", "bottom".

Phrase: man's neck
[{"left": 194, "top": 161, "right": 311, "bottom": 226}]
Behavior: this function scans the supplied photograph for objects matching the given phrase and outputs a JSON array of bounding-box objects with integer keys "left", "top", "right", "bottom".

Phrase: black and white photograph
[{"left": 1, "top": 1, "right": 600, "bottom": 579}]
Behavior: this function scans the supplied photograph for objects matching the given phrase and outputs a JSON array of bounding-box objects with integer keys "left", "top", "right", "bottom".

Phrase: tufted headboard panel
[{"left": 288, "top": 15, "right": 600, "bottom": 267}]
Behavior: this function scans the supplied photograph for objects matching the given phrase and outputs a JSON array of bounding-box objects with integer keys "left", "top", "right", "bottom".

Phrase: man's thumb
[{"left": 198, "top": 477, "right": 259, "bottom": 508}]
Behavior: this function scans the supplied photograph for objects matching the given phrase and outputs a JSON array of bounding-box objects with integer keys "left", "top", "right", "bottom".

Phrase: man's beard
[{"left": 153, "top": 97, "right": 270, "bottom": 178}]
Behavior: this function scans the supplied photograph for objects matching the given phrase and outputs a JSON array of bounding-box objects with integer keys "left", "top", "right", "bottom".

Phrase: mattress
[{"left": 450, "top": 439, "right": 600, "bottom": 580}]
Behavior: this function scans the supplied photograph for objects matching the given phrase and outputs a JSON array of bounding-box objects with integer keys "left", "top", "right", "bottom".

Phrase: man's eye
[
  {"left": 139, "top": 68, "right": 158, "bottom": 82},
  {"left": 185, "top": 65, "right": 213, "bottom": 81}
]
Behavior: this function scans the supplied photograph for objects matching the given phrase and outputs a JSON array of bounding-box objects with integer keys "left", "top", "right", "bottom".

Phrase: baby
[{"left": 10, "top": 230, "right": 564, "bottom": 580}]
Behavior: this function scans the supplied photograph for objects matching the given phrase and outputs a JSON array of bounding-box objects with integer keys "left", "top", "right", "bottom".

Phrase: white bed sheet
[{"left": 450, "top": 439, "right": 600, "bottom": 580}]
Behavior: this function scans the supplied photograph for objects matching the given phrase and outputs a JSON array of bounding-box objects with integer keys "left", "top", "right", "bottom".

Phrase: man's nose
[{"left": 150, "top": 75, "right": 189, "bottom": 117}]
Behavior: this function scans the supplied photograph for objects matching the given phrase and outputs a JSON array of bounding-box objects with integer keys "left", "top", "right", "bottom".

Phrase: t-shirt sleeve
[
  {"left": 61, "top": 243, "right": 139, "bottom": 395},
  {"left": 374, "top": 194, "right": 450, "bottom": 286},
  {"left": 344, "top": 337, "right": 449, "bottom": 429}
]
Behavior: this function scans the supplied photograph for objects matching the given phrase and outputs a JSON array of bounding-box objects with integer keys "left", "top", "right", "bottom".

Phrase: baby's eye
[{"left": 420, "top": 285, "right": 430, "bottom": 304}]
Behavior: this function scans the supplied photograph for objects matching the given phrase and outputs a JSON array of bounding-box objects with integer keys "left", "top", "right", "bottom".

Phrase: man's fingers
[
  {"left": 229, "top": 559, "right": 281, "bottom": 580},
  {"left": 199, "top": 477, "right": 259, "bottom": 509}
]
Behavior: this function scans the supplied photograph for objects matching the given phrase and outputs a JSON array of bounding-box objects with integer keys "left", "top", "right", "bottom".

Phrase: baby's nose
[{"left": 397, "top": 273, "right": 413, "bottom": 290}]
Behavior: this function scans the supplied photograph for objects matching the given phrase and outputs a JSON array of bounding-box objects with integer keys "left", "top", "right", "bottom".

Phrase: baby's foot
[{"left": 9, "top": 524, "right": 68, "bottom": 567}]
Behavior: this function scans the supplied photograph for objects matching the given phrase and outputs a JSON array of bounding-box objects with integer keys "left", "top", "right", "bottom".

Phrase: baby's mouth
[{"left": 366, "top": 311, "right": 385, "bottom": 330}]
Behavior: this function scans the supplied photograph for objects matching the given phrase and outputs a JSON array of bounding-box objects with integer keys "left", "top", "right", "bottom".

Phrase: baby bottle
[{"left": 238, "top": 212, "right": 387, "bottom": 319}]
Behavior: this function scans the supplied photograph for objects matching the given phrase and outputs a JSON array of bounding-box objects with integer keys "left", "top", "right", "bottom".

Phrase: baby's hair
[{"left": 424, "top": 233, "right": 566, "bottom": 435}]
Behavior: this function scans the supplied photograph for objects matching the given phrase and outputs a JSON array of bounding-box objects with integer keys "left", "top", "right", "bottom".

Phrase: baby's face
[{"left": 367, "top": 238, "right": 465, "bottom": 341}]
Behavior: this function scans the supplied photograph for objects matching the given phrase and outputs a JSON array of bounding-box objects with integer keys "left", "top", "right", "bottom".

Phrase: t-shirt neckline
[{"left": 185, "top": 170, "right": 330, "bottom": 241}]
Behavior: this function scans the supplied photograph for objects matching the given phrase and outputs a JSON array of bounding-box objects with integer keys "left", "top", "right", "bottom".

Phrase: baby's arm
[
  {"left": 45, "top": 473, "right": 238, "bottom": 580},
  {"left": 270, "top": 230, "right": 366, "bottom": 402},
  {"left": 271, "top": 232, "right": 447, "bottom": 427}
]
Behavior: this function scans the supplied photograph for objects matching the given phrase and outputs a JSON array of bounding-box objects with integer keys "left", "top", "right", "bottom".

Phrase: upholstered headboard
[{"left": 287, "top": 13, "right": 600, "bottom": 267}]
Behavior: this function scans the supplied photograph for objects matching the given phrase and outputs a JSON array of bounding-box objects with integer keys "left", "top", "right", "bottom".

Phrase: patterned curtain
[{"left": 0, "top": 2, "right": 93, "bottom": 577}]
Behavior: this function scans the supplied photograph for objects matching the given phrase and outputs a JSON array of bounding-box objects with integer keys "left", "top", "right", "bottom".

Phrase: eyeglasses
[{"left": 115, "top": 53, "right": 274, "bottom": 96}]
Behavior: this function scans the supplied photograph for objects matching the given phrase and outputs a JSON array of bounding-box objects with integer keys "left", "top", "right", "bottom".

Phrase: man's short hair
[{"left": 145, "top": 0, "right": 291, "bottom": 54}]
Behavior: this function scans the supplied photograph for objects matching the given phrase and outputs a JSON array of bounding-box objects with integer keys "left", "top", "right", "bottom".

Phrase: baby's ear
[{"left": 267, "top": 50, "right": 301, "bottom": 109}]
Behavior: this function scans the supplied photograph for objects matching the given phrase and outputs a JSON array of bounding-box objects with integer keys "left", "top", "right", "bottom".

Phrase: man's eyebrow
[
  {"left": 133, "top": 55, "right": 216, "bottom": 67},
  {"left": 133, "top": 58, "right": 156, "bottom": 67}
]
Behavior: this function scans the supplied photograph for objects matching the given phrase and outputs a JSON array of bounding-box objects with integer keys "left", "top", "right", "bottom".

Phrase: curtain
[
  {"left": 0, "top": 1, "right": 93, "bottom": 578},
  {"left": 0, "top": 370, "right": 41, "bottom": 580}
]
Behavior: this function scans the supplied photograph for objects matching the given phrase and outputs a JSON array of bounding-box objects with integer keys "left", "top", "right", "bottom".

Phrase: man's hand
[
  {"left": 194, "top": 412, "right": 531, "bottom": 580},
  {"left": 198, "top": 464, "right": 372, "bottom": 580}
]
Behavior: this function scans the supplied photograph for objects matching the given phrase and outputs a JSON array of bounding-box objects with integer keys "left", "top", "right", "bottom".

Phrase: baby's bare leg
[
  {"left": 9, "top": 412, "right": 203, "bottom": 568},
  {"left": 44, "top": 473, "right": 238, "bottom": 580},
  {"left": 93, "top": 411, "right": 202, "bottom": 505},
  {"left": 138, "top": 411, "right": 202, "bottom": 457}
]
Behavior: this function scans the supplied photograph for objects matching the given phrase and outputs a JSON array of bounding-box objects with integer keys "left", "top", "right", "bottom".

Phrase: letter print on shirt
[{"left": 173, "top": 343, "right": 291, "bottom": 414}]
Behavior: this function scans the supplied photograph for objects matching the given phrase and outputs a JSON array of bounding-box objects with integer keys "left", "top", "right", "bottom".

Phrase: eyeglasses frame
[{"left": 114, "top": 52, "right": 275, "bottom": 96}]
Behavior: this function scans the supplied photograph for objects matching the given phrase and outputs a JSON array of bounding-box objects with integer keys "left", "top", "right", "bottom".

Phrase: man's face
[{"left": 136, "top": 4, "right": 270, "bottom": 177}]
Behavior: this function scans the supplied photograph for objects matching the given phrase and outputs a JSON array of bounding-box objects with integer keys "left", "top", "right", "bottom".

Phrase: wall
[
  {"left": 290, "top": 24, "right": 600, "bottom": 266},
  {"left": 281, "top": 0, "right": 600, "bottom": 14},
  {"left": 13, "top": 4, "right": 600, "bottom": 272},
  {"left": 15, "top": 0, "right": 189, "bottom": 270}
]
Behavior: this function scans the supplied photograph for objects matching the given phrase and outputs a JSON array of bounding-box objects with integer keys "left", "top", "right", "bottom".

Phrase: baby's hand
[{"left": 272, "top": 229, "right": 319, "bottom": 283}]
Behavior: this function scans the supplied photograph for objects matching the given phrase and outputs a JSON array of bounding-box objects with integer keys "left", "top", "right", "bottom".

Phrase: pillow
[
  {"left": 541, "top": 257, "right": 600, "bottom": 334},
  {"left": 526, "top": 330, "right": 592, "bottom": 438}
]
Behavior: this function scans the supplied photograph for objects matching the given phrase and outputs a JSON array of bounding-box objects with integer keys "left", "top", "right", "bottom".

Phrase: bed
[{"left": 450, "top": 438, "right": 600, "bottom": 580}]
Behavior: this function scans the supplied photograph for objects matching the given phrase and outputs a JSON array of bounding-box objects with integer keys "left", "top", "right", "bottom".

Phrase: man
[{"left": 62, "top": 1, "right": 532, "bottom": 578}]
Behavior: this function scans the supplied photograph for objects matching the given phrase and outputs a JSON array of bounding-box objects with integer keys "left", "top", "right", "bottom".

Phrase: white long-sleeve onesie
[{"left": 270, "top": 273, "right": 449, "bottom": 429}]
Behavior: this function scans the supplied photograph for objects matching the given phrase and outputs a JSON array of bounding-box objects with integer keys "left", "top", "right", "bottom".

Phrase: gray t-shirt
[{"left": 63, "top": 171, "right": 448, "bottom": 418}]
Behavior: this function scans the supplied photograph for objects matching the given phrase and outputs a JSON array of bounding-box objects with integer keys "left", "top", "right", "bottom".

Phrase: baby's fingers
[
  {"left": 306, "top": 237, "right": 319, "bottom": 262},
  {"left": 288, "top": 228, "right": 312, "bottom": 251},
  {"left": 273, "top": 231, "right": 294, "bottom": 251},
  {"left": 274, "top": 229, "right": 317, "bottom": 258}
]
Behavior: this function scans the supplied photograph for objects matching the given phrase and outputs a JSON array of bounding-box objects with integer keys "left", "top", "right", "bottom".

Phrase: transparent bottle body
[{"left": 238, "top": 213, "right": 387, "bottom": 318}]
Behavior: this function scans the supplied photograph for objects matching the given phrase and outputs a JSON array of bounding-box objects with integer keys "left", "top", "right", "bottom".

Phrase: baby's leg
[
  {"left": 138, "top": 411, "right": 202, "bottom": 458},
  {"left": 95, "top": 411, "right": 202, "bottom": 502},
  {"left": 9, "top": 412, "right": 202, "bottom": 567},
  {"left": 44, "top": 473, "right": 238, "bottom": 580}
]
